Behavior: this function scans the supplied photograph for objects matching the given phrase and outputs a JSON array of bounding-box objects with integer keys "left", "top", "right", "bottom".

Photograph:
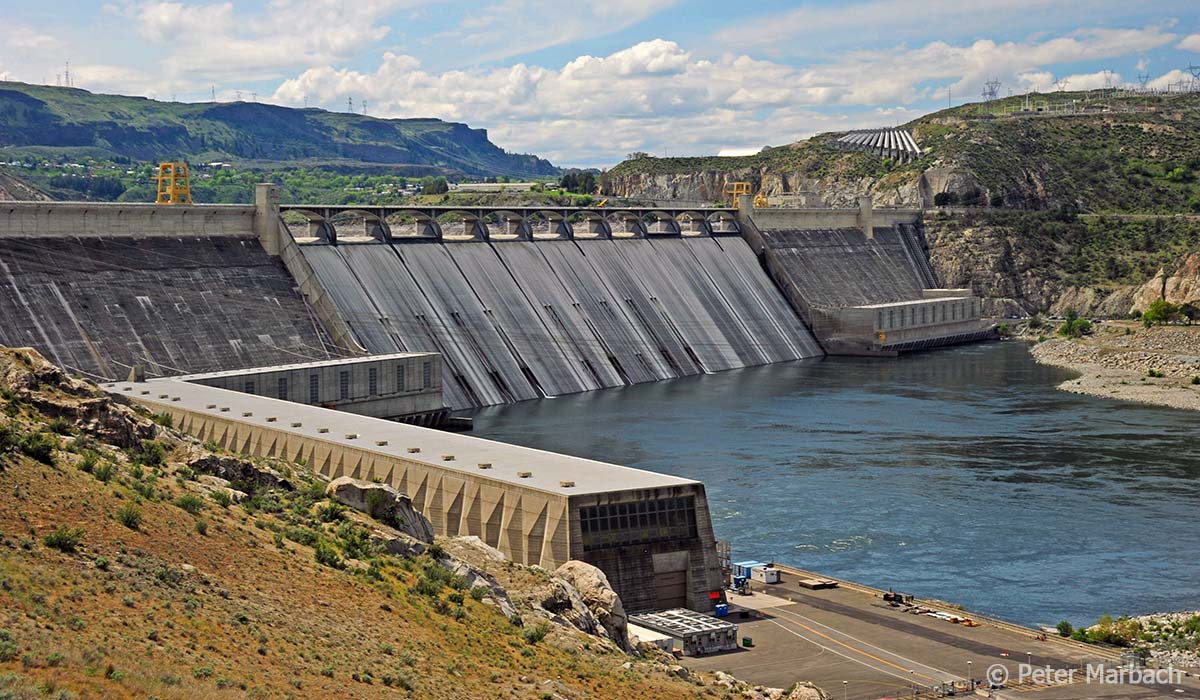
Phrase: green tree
[
  {"left": 1057, "top": 309, "right": 1093, "bottom": 338},
  {"left": 1142, "top": 299, "right": 1179, "bottom": 327},
  {"left": 420, "top": 176, "right": 448, "bottom": 195}
]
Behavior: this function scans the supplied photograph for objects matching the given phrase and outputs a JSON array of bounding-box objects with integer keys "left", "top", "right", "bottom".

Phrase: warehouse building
[{"left": 109, "top": 378, "right": 725, "bottom": 613}]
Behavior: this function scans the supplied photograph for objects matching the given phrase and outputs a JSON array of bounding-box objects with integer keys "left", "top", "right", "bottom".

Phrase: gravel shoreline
[{"left": 1027, "top": 322, "right": 1200, "bottom": 412}]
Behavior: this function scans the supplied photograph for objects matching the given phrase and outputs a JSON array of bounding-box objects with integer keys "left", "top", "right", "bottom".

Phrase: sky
[{"left": 1, "top": 1, "right": 1199, "bottom": 168}]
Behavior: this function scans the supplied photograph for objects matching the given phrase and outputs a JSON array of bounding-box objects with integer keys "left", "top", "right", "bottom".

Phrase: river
[{"left": 472, "top": 340, "right": 1200, "bottom": 627}]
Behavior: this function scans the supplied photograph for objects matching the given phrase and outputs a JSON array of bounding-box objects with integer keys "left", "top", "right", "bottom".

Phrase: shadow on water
[{"left": 473, "top": 341, "right": 1200, "bottom": 627}]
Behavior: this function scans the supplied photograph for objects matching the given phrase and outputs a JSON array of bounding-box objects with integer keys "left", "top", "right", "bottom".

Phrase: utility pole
[{"left": 347, "top": 96, "right": 354, "bottom": 112}]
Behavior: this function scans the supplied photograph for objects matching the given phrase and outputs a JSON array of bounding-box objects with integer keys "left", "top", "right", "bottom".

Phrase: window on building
[
  {"left": 877, "top": 311, "right": 884, "bottom": 329},
  {"left": 579, "top": 496, "right": 697, "bottom": 550},
  {"left": 921, "top": 306, "right": 927, "bottom": 324},
  {"left": 422, "top": 361, "right": 432, "bottom": 388},
  {"left": 888, "top": 309, "right": 895, "bottom": 328},
  {"left": 244, "top": 381, "right": 255, "bottom": 395},
  {"left": 339, "top": 371, "right": 349, "bottom": 400},
  {"left": 396, "top": 365, "right": 406, "bottom": 392},
  {"left": 277, "top": 377, "right": 288, "bottom": 400},
  {"left": 309, "top": 374, "right": 319, "bottom": 403},
  {"left": 368, "top": 367, "right": 378, "bottom": 396}
]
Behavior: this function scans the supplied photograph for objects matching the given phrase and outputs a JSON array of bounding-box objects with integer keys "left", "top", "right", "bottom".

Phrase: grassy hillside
[
  {"left": 0, "top": 347, "right": 766, "bottom": 700},
  {"left": 0, "top": 82, "right": 557, "bottom": 178},
  {"left": 607, "top": 90, "right": 1200, "bottom": 214}
]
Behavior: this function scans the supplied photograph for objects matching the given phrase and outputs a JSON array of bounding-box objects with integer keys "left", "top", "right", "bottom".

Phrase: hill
[
  {"left": 603, "top": 90, "right": 1200, "bottom": 315},
  {"left": 0, "top": 346, "right": 827, "bottom": 700},
  {"left": 0, "top": 82, "right": 557, "bottom": 179}
]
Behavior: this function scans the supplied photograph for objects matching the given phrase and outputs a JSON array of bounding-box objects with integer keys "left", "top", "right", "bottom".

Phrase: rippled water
[{"left": 472, "top": 341, "right": 1200, "bottom": 627}]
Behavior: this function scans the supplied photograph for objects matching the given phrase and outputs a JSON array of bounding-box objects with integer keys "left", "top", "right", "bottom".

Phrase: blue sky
[{"left": 1, "top": 1, "right": 1198, "bottom": 167}]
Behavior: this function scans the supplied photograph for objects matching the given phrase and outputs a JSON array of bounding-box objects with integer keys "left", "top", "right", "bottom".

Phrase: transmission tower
[
  {"left": 1188, "top": 63, "right": 1200, "bottom": 92},
  {"left": 1137, "top": 72, "right": 1150, "bottom": 92},
  {"left": 347, "top": 96, "right": 354, "bottom": 112},
  {"left": 1054, "top": 78, "right": 1070, "bottom": 93},
  {"left": 981, "top": 78, "right": 1002, "bottom": 102},
  {"left": 64, "top": 61, "right": 71, "bottom": 87}
]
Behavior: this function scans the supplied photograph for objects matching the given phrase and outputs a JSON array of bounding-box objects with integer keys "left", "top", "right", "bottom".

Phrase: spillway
[
  {"left": 0, "top": 235, "right": 341, "bottom": 380},
  {"left": 299, "top": 236, "right": 822, "bottom": 410}
]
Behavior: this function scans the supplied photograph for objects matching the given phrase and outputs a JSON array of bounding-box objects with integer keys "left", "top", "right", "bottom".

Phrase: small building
[{"left": 629, "top": 608, "right": 738, "bottom": 656}]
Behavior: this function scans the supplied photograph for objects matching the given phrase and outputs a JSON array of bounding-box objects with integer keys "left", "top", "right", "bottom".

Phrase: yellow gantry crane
[
  {"left": 724, "top": 181, "right": 769, "bottom": 208},
  {"left": 155, "top": 162, "right": 193, "bottom": 204}
]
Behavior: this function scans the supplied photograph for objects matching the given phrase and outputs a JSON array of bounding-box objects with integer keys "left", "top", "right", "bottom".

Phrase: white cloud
[
  {"left": 272, "top": 25, "right": 1169, "bottom": 166},
  {"left": 1180, "top": 34, "right": 1200, "bottom": 52}
]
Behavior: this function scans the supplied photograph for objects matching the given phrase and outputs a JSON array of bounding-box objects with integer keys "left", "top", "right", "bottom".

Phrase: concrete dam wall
[
  {"left": 756, "top": 225, "right": 938, "bottom": 309},
  {"left": 0, "top": 234, "right": 343, "bottom": 380},
  {"left": 298, "top": 236, "right": 822, "bottom": 410}
]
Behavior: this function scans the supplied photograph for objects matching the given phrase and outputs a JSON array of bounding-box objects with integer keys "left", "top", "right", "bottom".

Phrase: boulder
[
  {"left": 189, "top": 454, "right": 293, "bottom": 493},
  {"left": 325, "top": 476, "right": 433, "bottom": 543},
  {"left": 537, "top": 577, "right": 599, "bottom": 636},
  {"left": 785, "top": 682, "right": 830, "bottom": 700},
  {"left": 554, "top": 560, "right": 631, "bottom": 652}
]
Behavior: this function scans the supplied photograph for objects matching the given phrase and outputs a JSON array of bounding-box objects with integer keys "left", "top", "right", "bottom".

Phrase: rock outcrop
[
  {"left": 0, "top": 346, "right": 158, "bottom": 448},
  {"left": 188, "top": 454, "right": 294, "bottom": 492},
  {"left": 325, "top": 476, "right": 434, "bottom": 543},
  {"left": 554, "top": 561, "right": 630, "bottom": 652}
]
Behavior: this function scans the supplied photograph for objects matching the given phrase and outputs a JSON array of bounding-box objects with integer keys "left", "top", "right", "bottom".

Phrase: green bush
[
  {"left": 1057, "top": 620, "right": 1073, "bottom": 637},
  {"left": 47, "top": 417, "right": 72, "bottom": 435},
  {"left": 1191, "top": 376, "right": 1200, "bottom": 385},
  {"left": 314, "top": 540, "right": 344, "bottom": 569},
  {"left": 93, "top": 461, "right": 116, "bottom": 482},
  {"left": 211, "top": 490, "right": 232, "bottom": 508},
  {"left": 1057, "top": 309, "right": 1093, "bottom": 338},
  {"left": 0, "top": 630, "right": 16, "bottom": 662},
  {"left": 19, "top": 431, "right": 59, "bottom": 465},
  {"left": 115, "top": 503, "right": 143, "bottom": 530},
  {"left": 152, "top": 412, "right": 174, "bottom": 428},
  {"left": 43, "top": 525, "right": 85, "bottom": 553},
  {"left": 521, "top": 622, "right": 550, "bottom": 645},
  {"left": 132, "top": 439, "right": 166, "bottom": 467},
  {"left": 174, "top": 493, "right": 204, "bottom": 515},
  {"left": 1146, "top": 369, "right": 1165, "bottom": 378},
  {"left": 317, "top": 502, "right": 346, "bottom": 523},
  {"left": 195, "top": 519, "right": 209, "bottom": 536}
]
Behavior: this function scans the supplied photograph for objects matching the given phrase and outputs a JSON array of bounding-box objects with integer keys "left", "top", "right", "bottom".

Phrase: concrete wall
[
  {"left": 176, "top": 354, "right": 446, "bottom": 424},
  {"left": 0, "top": 202, "right": 254, "bottom": 238}
]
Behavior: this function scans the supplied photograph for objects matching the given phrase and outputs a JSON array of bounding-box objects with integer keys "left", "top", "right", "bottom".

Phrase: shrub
[
  {"left": 174, "top": 494, "right": 204, "bottom": 515},
  {"left": 1057, "top": 620, "right": 1073, "bottom": 637},
  {"left": 0, "top": 422, "right": 18, "bottom": 454},
  {"left": 1057, "top": 309, "right": 1093, "bottom": 338},
  {"left": 132, "top": 439, "right": 166, "bottom": 467},
  {"left": 193, "top": 666, "right": 214, "bottom": 679},
  {"left": 43, "top": 525, "right": 85, "bottom": 553},
  {"left": 115, "top": 503, "right": 142, "bottom": 530},
  {"left": 19, "top": 431, "right": 59, "bottom": 465},
  {"left": 93, "top": 460, "right": 116, "bottom": 482},
  {"left": 283, "top": 526, "right": 319, "bottom": 547},
  {"left": 314, "top": 540, "right": 344, "bottom": 569},
  {"left": 47, "top": 417, "right": 72, "bottom": 435},
  {"left": 522, "top": 622, "right": 550, "bottom": 645},
  {"left": 335, "top": 522, "right": 375, "bottom": 560},
  {"left": 152, "top": 412, "right": 174, "bottom": 428},
  {"left": 0, "top": 631, "right": 16, "bottom": 662},
  {"left": 1192, "top": 376, "right": 1200, "bottom": 386},
  {"left": 195, "top": 519, "right": 209, "bottom": 536},
  {"left": 470, "top": 586, "right": 487, "bottom": 601},
  {"left": 210, "top": 490, "right": 232, "bottom": 508},
  {"left": 1146, "top": 369, "right": 1165, "bottom": 378},
  {"left": 78, "top": 450, "right": 99, "bottom": 473},
  {"left": 317, "top": 502, "right": 346, "bottom": 523},
  {"left": 996, "top": 322, "right": 1011, "bottom": 337}
]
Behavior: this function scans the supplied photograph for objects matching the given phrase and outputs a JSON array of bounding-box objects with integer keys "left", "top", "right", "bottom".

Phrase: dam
[{"left": 0, "top": 189, "right": 993, "bottom": 614}]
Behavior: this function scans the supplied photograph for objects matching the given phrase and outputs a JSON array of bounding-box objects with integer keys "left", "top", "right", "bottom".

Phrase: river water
[{"left": 472, "top": 341, "right": 1200, "bottom": 627}]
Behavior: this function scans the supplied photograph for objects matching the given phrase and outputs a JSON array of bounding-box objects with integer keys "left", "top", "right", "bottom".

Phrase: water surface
[{"left": 472, "top": 341, "right": 1200, "bottom": 627}]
